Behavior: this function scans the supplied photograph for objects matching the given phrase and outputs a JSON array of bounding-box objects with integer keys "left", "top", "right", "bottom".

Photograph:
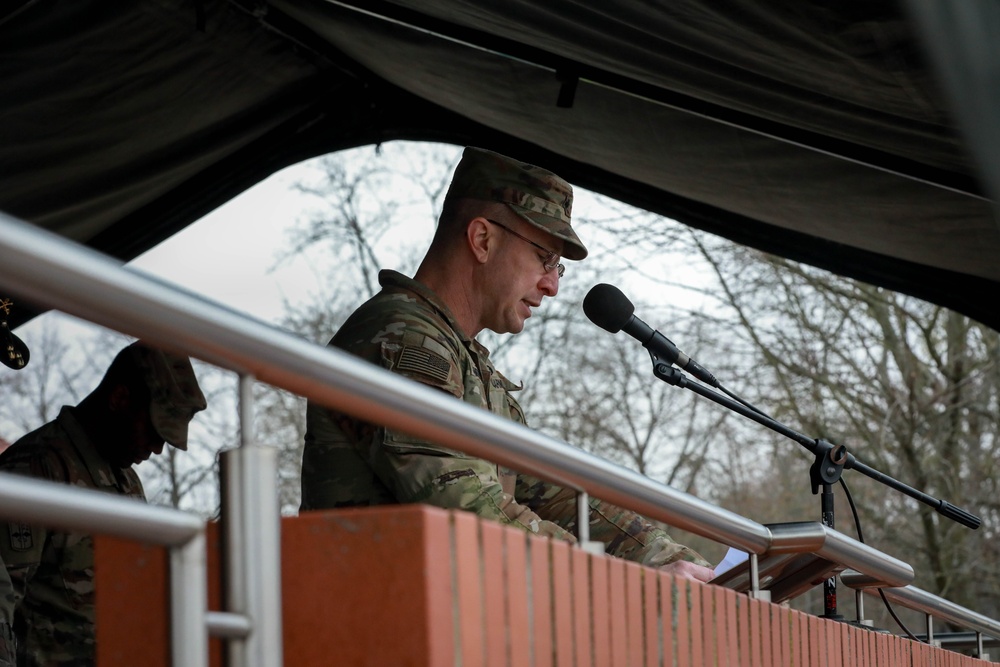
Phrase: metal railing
[
  {"left": 0, "top": 210, "right": 996, "bottom": 664},
  {"left": 0, "top": 473, "right": 213, "bottom": 665},
  {"left": 843, "top": 570, "right": 999, "bottom": 659}
]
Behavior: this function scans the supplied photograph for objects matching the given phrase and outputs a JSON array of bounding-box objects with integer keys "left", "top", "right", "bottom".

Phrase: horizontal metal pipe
[
  {"left": 0, "top": 471, "right": 202, "bottom": 546},
  {"left": 0, "top": 212, "right": 772, "bottom": 554},
  {"left": 910, "top": 632, "right": 1000, "bottom": 650},
  {"left": 0, "top": 212, "right": 937, "bottom": 612},
  {"left": 207, "top": 612, "right": 253, "bottom": 639},
  {"left": 815, "top": 528, "right": 913, "bottom": 588},
  {"left": 765, "top": 521, "right": 827, "bottom": 554},
  {"left": 842, "top": 573, "right": 1000, "bottom": 639}
]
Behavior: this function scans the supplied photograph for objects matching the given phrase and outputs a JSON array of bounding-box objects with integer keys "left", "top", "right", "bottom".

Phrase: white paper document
[{"left": 714, "top": 547, "right": 749, "bottom": 576}]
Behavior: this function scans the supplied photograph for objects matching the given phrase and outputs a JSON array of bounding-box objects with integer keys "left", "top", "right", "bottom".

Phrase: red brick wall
[{"left": 95, "top": 506, "right": 989, "bottom": 666}]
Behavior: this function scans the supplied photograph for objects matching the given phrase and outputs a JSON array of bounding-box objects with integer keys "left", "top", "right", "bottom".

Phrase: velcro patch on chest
[{"left": 396, "top": 345, "right": 451, "bottom": 384}]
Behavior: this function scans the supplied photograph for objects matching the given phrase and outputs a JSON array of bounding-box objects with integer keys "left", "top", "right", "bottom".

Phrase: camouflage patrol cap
[
  {"left": 124, "top": 342, "right": 207, "bottom": 450},
  {"left": 445, "top": 146, "right": 588, "bottom": 260}
]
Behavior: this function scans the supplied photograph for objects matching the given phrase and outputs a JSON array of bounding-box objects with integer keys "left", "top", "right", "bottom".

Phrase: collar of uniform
[
  {"left": 56, "top": 406, "right": 128, "bottom": 489},
  {"left": 377, "top": 269, "right": 475, "bottom": 344}
]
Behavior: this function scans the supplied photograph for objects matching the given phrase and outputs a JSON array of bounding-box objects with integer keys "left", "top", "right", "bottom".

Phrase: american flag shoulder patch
[{"left": 396, "top": 345, "right": 451, "bottom": 384}]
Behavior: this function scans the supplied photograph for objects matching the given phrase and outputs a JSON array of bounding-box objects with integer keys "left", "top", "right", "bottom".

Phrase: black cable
[{"left": 840, "top": 476, "right": 922, "bottom": 642}]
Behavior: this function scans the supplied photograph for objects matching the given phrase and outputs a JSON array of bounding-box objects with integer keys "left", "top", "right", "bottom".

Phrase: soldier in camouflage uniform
[
  {"left": 0, "top": 340, "right": 206, "bottom": 666},
  {"left": 0, "top": 565, "right": 13, "bottom": 667},
  {"left": 301, "top": 146, "right": 714, "bottom": 580}
]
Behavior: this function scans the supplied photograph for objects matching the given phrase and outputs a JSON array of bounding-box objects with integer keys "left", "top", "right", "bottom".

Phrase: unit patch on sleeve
[{"left": 8, "top": 522, "right": 33, "bottom": 551}]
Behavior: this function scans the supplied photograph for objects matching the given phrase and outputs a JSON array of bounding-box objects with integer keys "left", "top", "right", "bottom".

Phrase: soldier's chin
[
  {"left": 107, "top": 450, "right": 137, "bottom": 468},
  {"left": 509, "top": 313, "right": 528, "bottom": 334},
  {"left": 489, "top": 319, "right": 525, "bottom": 335}
]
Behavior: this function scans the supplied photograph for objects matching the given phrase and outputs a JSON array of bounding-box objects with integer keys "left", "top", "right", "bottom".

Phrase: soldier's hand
[{"left": 658, "top": 560, "right": 715, "bottom": 583}]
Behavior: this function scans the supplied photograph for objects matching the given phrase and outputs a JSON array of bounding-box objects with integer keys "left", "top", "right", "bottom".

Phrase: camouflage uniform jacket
[
  {"left": 0, "top": 406, "right": 146, "bottom": 667},
  {"left": 0, "top": 566, "right": 13, "bottom": 667},
  {"left": 301, "top": 269, "right": 709, "bottom": 568}
]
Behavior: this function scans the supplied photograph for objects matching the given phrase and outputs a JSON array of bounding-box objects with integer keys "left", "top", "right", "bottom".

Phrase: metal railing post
[
  {"left": 171, "top": 529, "right": 209, "bottom": 667},
  {"left": 576, "top": 491, "right": 590, "bottom": 544},
  {"left": 748, "top": 553, "right": 770, "bottom": 601},
  {"left": 0, "top": 472, "right": 210, "bottom": 666},
  {"left": 221, "top": 374, "right": 283, "bottom": 667}
]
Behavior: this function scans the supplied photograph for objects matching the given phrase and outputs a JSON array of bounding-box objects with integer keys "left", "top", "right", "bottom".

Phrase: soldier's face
[
  {"left": 483, "top": 220, "right": 562, "bottom": 334},
  {"left": 125, "top": 408, "right": 166, "bottom": 465},
  {"left": 107, "top": 392, "right": 166, "bottom": 468}
]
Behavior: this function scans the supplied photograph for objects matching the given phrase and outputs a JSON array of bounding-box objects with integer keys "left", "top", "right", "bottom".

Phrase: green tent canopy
[{"left": 1, "top": 0, "right": 997, "bottom": 329}]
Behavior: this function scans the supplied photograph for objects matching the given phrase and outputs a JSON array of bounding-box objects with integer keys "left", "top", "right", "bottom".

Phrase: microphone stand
[{"left": 649, "top": 361, "right": 980, "bottom": 620}]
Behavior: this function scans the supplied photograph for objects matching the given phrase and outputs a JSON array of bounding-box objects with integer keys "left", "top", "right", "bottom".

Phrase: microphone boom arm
[{"left": 650, "top": 362, "right": 981, "bottom": 530}]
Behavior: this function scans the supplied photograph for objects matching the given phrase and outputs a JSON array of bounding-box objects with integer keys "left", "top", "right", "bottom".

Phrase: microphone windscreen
[{"left": 583, "top": 283, "right": 634, "bottom": 333}]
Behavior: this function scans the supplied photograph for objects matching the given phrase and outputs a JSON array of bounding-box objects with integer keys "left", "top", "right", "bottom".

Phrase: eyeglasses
[{"left": 486, "top": 219, "right": 565, "bottom": 278}]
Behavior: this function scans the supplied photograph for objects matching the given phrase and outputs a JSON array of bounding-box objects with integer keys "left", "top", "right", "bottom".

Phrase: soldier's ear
[
  {"left": 108, "top": 384, "right": 131, "bottom": 413},
  {"left": 467, "top": 217, "right": 494, "bottom": 264}
]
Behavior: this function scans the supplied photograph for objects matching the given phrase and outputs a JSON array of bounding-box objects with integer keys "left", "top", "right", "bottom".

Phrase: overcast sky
[
  {"left": 132, "top": 160, "right": 345, "bottom": 323},
  {"left": 8, "top": 139, "right": 719, "bottom": 403},
  {"left": 127, "top": 144, "right": 711, "bottom": 325},
  {"left": 2, "top": 141, "right": 719, "bottom": 492}
]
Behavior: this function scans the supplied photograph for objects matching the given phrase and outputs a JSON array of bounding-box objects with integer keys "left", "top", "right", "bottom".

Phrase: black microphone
[{"left": 583, "top": 283, "right": 719, "bottom": 387}]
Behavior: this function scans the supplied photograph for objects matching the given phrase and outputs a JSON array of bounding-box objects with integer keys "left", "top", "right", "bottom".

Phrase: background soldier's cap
[
  {"left": 445, "top": 146, "right": 588, "bottom": 260},
  {"left": 125, "top": 342, "right": 207, "bottom": 450}
]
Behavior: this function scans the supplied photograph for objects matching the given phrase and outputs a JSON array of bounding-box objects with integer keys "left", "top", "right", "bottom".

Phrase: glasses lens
[{"left": 489, "top": 219, "right": 564, "bottom": 277}]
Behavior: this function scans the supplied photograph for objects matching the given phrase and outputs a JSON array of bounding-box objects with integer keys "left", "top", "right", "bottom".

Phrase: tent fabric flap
[{"left": 0, "top": 0, "right": 997, "bottom": 330}]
